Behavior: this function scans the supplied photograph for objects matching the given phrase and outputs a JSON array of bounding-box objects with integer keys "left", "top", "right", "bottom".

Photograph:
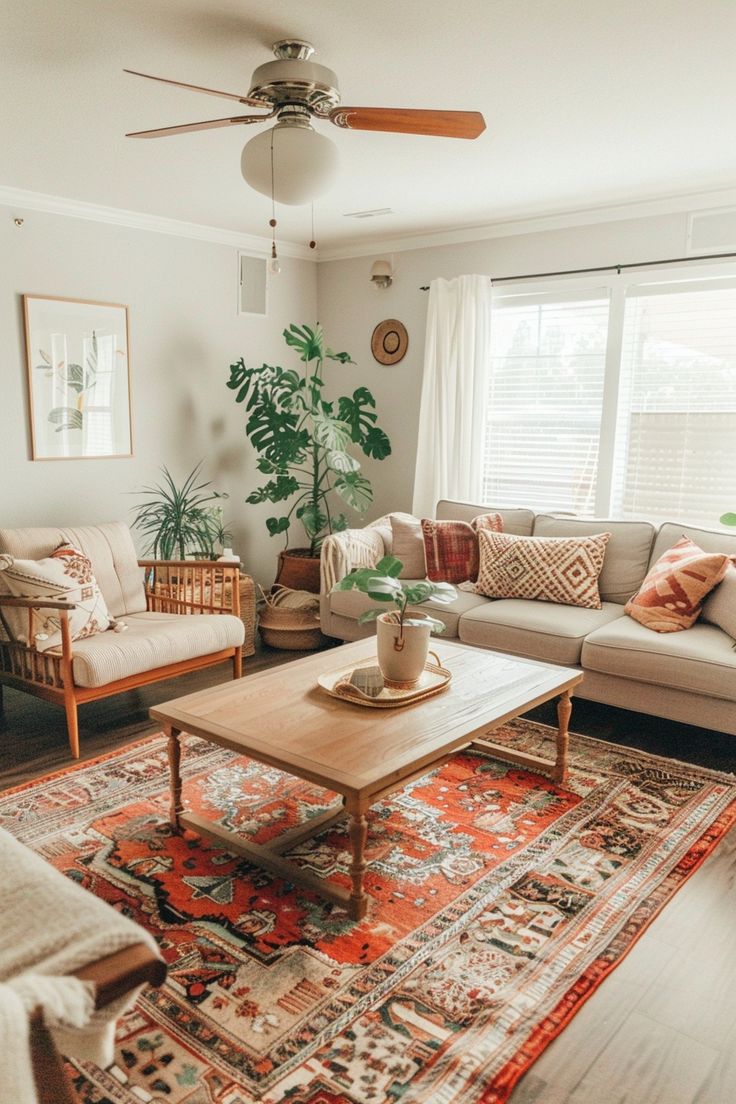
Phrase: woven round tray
[{"left": 317, "top": 658, "right": 452, "bottom": 708}]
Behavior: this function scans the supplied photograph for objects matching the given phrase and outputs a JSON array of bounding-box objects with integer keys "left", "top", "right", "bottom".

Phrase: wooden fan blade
[
  {"left": 126, "top": 112, "right": 274, "bottom": 138},
  {"left": 123, "top": 69, "right": 264, "bottom": 107},
  {"left": 329, "top": 106, "right": 486, "bottom": 139}
]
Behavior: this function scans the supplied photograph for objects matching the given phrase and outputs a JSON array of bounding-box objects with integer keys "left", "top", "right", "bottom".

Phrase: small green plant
[
  {"left": 334, "top": 555, "right": 457, "bottom": 640},
  {"left": 226, "top": 323, "right": 391, "bottom": 555},
  {"left": 721, "top": 513, "right": 736, "bottom": 526},
  {"left": 131, "top": 463, "right": 230, "bottom": 560}
]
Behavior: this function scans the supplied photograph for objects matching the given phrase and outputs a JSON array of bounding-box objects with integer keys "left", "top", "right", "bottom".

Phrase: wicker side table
[{"left": 239, "top": 573, "right": 256, "bottom": 658}]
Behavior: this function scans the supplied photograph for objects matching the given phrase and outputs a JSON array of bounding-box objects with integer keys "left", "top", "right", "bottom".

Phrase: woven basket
[{"left": 258, "top": 585, "right": 325, "bottom": 650}]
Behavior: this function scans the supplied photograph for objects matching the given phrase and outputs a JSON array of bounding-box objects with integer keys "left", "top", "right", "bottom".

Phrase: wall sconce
[{"left": 370, "top": 259, "right": 393, "bottom": 289}]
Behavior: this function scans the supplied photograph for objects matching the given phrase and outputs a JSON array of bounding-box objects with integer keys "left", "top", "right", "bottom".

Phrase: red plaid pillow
[{"left": 421, "top": 513, "right": 504, "bottom": 583}]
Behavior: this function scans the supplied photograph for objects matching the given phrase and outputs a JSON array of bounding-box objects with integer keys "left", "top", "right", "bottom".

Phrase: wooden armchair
[{"left": 0, "top": 524, "right": 245, "bottom": 758}]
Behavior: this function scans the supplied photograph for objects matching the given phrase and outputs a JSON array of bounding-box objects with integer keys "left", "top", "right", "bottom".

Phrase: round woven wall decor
[{"left": 371, "top": 319, "right": 408, "bottom": 365}]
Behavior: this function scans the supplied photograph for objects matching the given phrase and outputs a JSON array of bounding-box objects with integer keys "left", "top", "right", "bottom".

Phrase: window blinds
[
  {"left": 611, "top": 281, "right": 736, "bottom": 523},
  {"left": 481, "top": 291, "right": 610, "bottom": 513}
]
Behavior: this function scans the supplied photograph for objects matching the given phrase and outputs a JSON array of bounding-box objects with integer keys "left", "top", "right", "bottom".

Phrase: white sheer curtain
[{"left": 412, "top": 274, "right": 493, "bottom": 517}]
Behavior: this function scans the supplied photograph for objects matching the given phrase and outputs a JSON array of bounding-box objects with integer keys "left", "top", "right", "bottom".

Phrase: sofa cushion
[
  {"left": 476, "top": 530, "right": 611, "bottom": 609},
  {"left": 70, "top": 611, "right": 244, "bottom": 688},
  {"left": 582, "top": 616, "right": 736, "bottom": 703},
  {"left": 389, "top": 515, "right": 426, "bottom": 578},
  {"left": 328, "top": 584, "right": 488, "bottom": 639},
  {"left": 624, "top": 536, "right": 730, "bottom": 633},
  {"left": 0, "top": 523, "right": 146, "bottom": 617},
  {"left": 702, "top": 565, "right": 736, "bottom": 641},
  {"left": 436, "top": 500, "right": 535, "bottom": 535},
  {"left": 533, "top": 515, "right": 655, "bottom": 604},
  {"left": 458, "top": 599, "right": 624, "bottom": 665}
]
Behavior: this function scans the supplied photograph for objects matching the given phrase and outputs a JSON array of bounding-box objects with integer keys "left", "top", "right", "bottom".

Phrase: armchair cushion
[
  {"left": 0, "top": 546, "right": 112, "bottom": 651},
  {"left": 0, "top": 523, "right": 146, "bottom": 617},
  {"left": 68, "top": 611, "right": 245, "bottom": 687}
]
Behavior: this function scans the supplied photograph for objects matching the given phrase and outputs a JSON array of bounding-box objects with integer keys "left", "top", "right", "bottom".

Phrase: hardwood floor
[{"left": 1, "top": 641, "right": 734, "bottom": 1104}]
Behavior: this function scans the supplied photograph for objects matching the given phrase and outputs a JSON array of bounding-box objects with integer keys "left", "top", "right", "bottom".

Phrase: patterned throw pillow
[
  {"left": 0, "top": 542, "right": 112, "bottom": 652},
  {"left": 476, "top": 529, "right": 611, "bottom": 609},
  {"left": 625, "top": 536, "right": 731, "bottom": 633},
  {"left": 421, "top": 513, "right": 504, "bottom": 583}
]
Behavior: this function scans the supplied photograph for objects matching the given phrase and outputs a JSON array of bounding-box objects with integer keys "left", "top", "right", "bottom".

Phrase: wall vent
[
  {"left": 343, "top": 207, "right": 394, "bottom": 219},
  {"left": 687, "top": 207, "right": 736, "bottom": 255}
]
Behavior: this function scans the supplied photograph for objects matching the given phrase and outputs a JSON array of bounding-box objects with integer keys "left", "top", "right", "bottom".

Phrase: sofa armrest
[
  {"left": 140, "top": 561, "right": 241, "bottom": 617},
  {"left": 320, "top": 527, "right": 388, "bottom": 595}
]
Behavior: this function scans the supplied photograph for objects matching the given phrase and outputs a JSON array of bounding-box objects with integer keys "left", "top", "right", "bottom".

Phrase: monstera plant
[{"left": 227, "top": 324, "right": 391, "bottom": 588}]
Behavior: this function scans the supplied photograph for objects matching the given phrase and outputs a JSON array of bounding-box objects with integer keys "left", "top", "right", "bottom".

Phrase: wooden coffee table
[{"left": 151, "top": 639, "right": 582, "bottom": 920}]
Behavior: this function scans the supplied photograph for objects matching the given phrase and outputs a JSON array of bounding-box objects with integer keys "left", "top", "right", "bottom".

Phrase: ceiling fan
[{"left": 124, "top": 40, "right": 486, "bottom": 204}]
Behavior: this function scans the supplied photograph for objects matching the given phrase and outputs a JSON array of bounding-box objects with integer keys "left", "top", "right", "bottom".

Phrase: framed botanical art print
[{"left": 23, "top": 295, "right": 133, "bottom": 460}]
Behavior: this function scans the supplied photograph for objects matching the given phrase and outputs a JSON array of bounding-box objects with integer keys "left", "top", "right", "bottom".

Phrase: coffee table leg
[
  {"left": 167, "top": 725, "right": 183, "bottom": 829},
  {"left": 347, "top": 804, "right": 369, "bottom": 921},
  {"left": 555, "top": 690, "right": 572, "bottom": 785}
]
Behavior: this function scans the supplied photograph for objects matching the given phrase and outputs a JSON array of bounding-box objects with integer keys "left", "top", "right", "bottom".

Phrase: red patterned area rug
[{"left": 2, "top": 722, "right": 735, "bottom": 1104}]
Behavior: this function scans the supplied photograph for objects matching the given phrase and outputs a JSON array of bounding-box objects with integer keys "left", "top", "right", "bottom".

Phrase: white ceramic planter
[{"left": 376, "top": 612, "right": 433, "bottom": 686}]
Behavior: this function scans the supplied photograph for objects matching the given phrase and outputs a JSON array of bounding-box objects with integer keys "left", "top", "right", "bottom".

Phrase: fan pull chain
[
  {"left": 309, "top": 203, "right": 316, "bottom": 251},
  {"left": 268, "top": 129, "right": 280, "bottom": 275}
]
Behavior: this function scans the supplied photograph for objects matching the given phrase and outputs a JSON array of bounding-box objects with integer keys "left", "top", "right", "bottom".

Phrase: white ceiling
[{"left": 3, "top": 0, "right": 736, "bottom": 249}]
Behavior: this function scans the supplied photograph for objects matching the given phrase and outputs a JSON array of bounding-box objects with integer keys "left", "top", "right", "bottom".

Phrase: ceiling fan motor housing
[{"left": 248, "top": 41, "right": 341, "bottom": 116}]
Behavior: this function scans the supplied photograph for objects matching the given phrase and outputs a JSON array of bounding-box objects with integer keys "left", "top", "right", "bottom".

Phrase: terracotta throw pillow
[
  {"left": 0, "top": 542, "right": 112, "bottom": 652},
  {"left": 390, "top": 514, "right": 427, "bottom": 578},
  {"left": 476, "top": 529, "right": 611, "bottom": 609},
  {"left": 625, "top": 536, "right": 731, "bottom": 633},
  {"left": 421, "top": 512, "right": 504, "bottom": 583}
]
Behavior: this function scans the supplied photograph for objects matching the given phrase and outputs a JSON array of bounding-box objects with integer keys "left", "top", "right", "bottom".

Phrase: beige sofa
[{"left": 320, "top": 501, "right": 736, "bottom": 736}]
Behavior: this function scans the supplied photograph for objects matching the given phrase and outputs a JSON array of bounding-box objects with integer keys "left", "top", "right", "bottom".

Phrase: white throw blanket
[{"left": 0, "top": 827, "right": 160, "bottom": 1103}]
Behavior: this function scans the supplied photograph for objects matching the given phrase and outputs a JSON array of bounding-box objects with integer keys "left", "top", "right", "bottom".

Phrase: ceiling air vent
[
  {"left": 687, "top": 206, "right": 736, "bottom": 254},
  {"left": 343, "top": 208, "right": 394, "bottom": 219}
]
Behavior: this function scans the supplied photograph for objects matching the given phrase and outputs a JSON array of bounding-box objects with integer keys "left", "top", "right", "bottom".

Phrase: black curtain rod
[{"left": 418, "top": 250, "right": 736, "bottom": 291}]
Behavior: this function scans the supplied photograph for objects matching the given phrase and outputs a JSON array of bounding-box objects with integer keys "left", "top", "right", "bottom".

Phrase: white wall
[
  {"left": 316, "top": 211, "right": 691, "bottom": 521},
  {"left": 0, "top": 210, "right": 317, "bottom": 584}
]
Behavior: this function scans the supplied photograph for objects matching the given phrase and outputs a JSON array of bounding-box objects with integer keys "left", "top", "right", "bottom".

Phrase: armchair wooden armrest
[
  {"left": 0, "top": 595, "right": 78, "bottom": 609},
  {"left": 140, "top": 559, "right": 241, "bottom": 617},
  {"left": 30, "top": 943, "right": 166, "bottom": 1104}
]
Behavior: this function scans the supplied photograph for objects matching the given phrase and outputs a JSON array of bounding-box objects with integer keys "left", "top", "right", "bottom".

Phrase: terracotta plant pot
[
  {"left": 274, "top": 549, "right": 321, "bottom": 594},
  {"left": 376, "top": 612, "right": 433, "bottom": 687}
]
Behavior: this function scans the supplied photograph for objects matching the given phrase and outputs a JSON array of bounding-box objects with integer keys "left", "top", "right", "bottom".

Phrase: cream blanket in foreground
[{"left": 0, "top": 826, "right": 160, "bottom": 1103}]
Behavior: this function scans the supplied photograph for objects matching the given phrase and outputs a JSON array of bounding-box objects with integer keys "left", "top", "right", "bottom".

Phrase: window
[
  {"left": 611, "top": 281, "right": 736, "bottom": 522},
  {"left": 480, "top": 270, "right": 736, "bottom": 526},
  {"left": 482, "top": 290, "right": 610, "bottom": 513}
]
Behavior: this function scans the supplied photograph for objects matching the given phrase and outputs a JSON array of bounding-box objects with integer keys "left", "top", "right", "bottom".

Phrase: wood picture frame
[{"left": 23, "top": 294, "right": 133, "bottom": 460}]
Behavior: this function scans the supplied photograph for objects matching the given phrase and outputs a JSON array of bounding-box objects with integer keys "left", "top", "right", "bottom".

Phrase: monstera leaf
[
  {"left": 326, "top": 450, "right": 360, "bottom": 473},
  {"left": 312, "top": 410, "right": 353, "bottom": 451},
  {"left": 246, "top": 475, "right": 300, "bottom": 505},
  {"left": 361, "top": 425, "right": 392, "bottom": 460},
  {"left": 297, "top": 502, "right": 328, "bottom": 538},
  {"left": 266, "top": 516, "right": 290, "bottom": 537},
  {"left": 334, "top": 471, "right": 373, "bottom": 512},
  {"left": 283, "top": 323, "right": 324, "bottom": 363}
]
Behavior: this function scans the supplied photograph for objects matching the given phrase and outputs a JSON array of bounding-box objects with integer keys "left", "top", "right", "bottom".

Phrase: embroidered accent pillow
[
  {"left": 390, "top": 514, "right": 427, "bottom": 578},
  {"left": 421, "top": 513, "right": 504, "bottom": 583},
  {"left": 476, "top": 529, "right": 611, "bottom": 609},
  {"left": 0, "top": 543, "right": 112, "bottom": 652},
  {"left": 625, "top": 536, "right": 731, "bottom": 633}
]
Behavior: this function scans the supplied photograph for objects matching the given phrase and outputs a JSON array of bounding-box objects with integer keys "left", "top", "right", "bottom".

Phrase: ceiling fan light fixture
[{"left": 241, "top": 118, "right": 339, "bottom": 206}]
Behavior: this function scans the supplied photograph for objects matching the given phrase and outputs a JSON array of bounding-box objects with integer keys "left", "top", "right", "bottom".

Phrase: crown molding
[
  {"left": 316, "top": 185, "right": 736, "bottom": 262},
  {"left": 0, "top": 185, "right": 314, "bottom": 260}
]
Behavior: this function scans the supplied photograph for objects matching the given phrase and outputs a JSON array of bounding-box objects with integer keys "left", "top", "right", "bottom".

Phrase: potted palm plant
[
  {"left": 226, "top": 323, "right": 391, "bottom": 592},
  {"left": 131, "top": 463, "right": 231, "bottom": 560},
  {"left": 334, "top": 556, "right": 456, "bottom": 685}
]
